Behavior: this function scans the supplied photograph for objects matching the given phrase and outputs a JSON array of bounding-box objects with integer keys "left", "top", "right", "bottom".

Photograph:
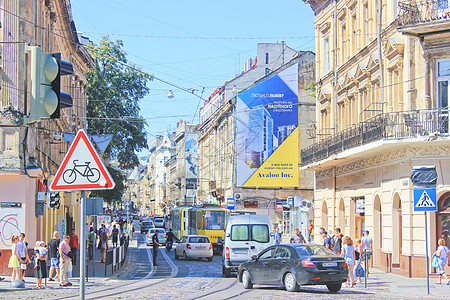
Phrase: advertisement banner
[
  {"left": 0, "top": 206, "right": 25, "bottom": 249},
  {"left": 236, "top": 63, "right": 299, "bottom": 187},
  {"left": 185, "top": 133, "right": 199, "bottom": 198}
]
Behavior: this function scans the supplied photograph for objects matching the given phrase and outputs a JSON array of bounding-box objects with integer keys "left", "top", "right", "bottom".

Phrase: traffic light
[
  {"left": 24, "top": 46, "right": 74, "bottom": 123},
  {"left": 49, "top": 193, "right": 61, "bottom": 209}
]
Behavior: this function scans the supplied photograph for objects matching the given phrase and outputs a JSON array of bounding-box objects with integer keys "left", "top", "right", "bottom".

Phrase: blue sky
[{"left": 70, "top": 0, "right": 315, "bottom": 157}]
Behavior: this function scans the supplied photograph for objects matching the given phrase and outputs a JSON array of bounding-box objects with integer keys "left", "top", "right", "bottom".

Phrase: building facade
[
  {"left": 198, "top": 43, "right": 316, "bottom": 236},
  {"left": 302, "top": 0, "right": 450, "bottom": 277}
]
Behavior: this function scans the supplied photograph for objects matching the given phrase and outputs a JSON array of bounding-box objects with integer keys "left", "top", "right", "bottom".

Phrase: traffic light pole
[{"left": 80, "top": 191, "right": 86, "bottom": 300}]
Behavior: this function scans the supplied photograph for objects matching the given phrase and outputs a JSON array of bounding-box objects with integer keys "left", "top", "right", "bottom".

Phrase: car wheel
[
  {"left": 222, "top": 264, "right": 232, "bottom": 278},
  {"left": 241, "top": 270, "right": 253, "bottom": 289},
  {"left": 207, "top": 256, "right": 213, "bottom": 262},
  {"left": 174, "top": 251, "right": 179, "bottom": 260},
  {"left": 326, "top": 283, "right": 342, "bottom": 293},
  {"left": 283, "top": 272, "right": 299, "bottom": 292},
  {"left": 183, "top": 251, "right": 188, "bottom": 260}
]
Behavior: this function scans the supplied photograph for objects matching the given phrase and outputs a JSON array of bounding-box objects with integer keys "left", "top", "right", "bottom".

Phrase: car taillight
[
  {"left": 148, "top": 234, "right": 151, "bottom": 238},
  {"left": 186, "top": 244, "right": 191, "bottom": 249},
  {"left": 164, "top": 234, "right": 166, "bottom": 238},
  {"left": 209, "top": 244, "right": 212, "bottom": 250},
  {"left": 225, "top": 247, "right": 230, "bottom": 258},
  {"left": 343, "top": 262, "right": 348, "bottom": 268},
  {"left": 302, "top": 259, "right": 317, "bottom": 268}
]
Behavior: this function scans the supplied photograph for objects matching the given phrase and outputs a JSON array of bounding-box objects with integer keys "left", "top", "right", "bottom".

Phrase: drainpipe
[
  {"left": 333, "top": 166, "right": 336, "bottom": 231},
  {"left": 333, "top": 0, "right": 338, "bottom": 134},
  {"left": 378, "top": 0, "right": 385, "bottom": 115}
]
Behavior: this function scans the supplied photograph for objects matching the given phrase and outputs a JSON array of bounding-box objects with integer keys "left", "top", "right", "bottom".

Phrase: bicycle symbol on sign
[{"left": 62, "top": 160, "right": 101, "bottom": 184}]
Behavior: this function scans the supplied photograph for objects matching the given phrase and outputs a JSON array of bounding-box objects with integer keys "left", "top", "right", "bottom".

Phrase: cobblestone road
[{"left": 0, "top": 233, "right": 438, "bottom": 299}]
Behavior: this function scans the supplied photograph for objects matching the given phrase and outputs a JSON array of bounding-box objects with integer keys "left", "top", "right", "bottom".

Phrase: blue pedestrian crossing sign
[
  {"left": 227, "top": 198, "right": 235, "bottom": 210},
  {"left": 413, "top": 188, "right": 437, "bottom": 212}
]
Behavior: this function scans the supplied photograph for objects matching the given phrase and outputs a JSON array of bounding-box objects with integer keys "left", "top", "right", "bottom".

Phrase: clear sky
[{"left": 70, "top": 0, "right": 315, "bottom": 157}]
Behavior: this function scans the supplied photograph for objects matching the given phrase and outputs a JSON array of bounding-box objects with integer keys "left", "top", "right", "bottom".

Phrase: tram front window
[{"left": 205, "top": 211, "right": 225, "bottom": 230}]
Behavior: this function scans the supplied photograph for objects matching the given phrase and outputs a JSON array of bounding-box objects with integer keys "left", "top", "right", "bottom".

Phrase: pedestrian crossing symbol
[{"left": 413, "top": 188, "right": 437, "bottom": 212}]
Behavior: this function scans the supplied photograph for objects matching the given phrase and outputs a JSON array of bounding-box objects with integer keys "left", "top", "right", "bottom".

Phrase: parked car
[
  {"left": 146, "top": 228, "right": 167, "bottom": 246},
  {"left": 174, "top": 235, "right": 213, "bottom": 261},
  {"left": 222, "top": 215, "right": 274, "bottom": 277},
  {"left": 153, "top": 217, "right": 165, "bottom": 228},
  {"left": 141, "top": 221, "right": 153, "bottom": 234},
  {"left": 238, "top": 243, "right": 348, "bottom": 293}
]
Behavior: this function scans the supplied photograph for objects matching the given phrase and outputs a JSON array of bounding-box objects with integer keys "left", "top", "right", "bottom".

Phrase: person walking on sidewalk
[
  {"left": 361, "top": 230, "right": 373, "bottom": 269},
  {"left": 69, "top": 229, "right": 78, "bottom": 266},
  {"left": 290, "top": 229, "right": 306, "bottom": 244},
  {"left": 59, "top": 235, "right": 72, "bottom": 287},
  {"left": 87, "top": 227, "right": 95, "bottom": 261},
  {"left": 152, "top": 230, "right": 162, "bottom": 266},
  {"left": 34, "top": 241, "right": 47, "bottom": 289},
  {"left": 48, "top": 231, "right": 60, "bottom": 282},
  {"left": 332, "top": 228, "right": 342, "bottom": 255},
  {"left": 307, "top": 221, "right": 314, "bottom": 243},
  {"left": 342, "top": 236, "right": 356, "bottom": 287},
  {"left": 112, "top": 225, "right": 119, "bottom": 248},
  {"left": 100, "top": 230, "right": 108, "bottom": 263},
  {"left": 354, "top": 237, "right": 363, "bottom": 283},
  {"left": 274, "top": 228, "right": 282, "bottom": 245},
  {"left": 17, "top": 233, "right": 31, "bottom": 282},
  {"left": 8, "top": 236, "right": 20, "bottom": 282},
  {"left": 435, "top": 238, "right": 450, "bottom": 285}
]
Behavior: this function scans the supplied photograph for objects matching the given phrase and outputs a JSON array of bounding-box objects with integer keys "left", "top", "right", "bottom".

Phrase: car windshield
[
  {"left": 143, "top": 222, "right": 152, "bottom": 226},
  {"left": 295, "top": 245, "right": 336, "bottom": 257},
  {"left": 189, "top": 237, "right": 210, "bottom": 243},
  {"left": 150, "top": 229, "right": 165, "bottom": 234},
  {"left": 230, "top": 224, "right": 269, "bottom": 243}
]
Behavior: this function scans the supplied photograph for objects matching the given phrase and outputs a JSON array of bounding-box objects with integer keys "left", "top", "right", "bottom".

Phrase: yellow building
[
  {"left": 0, "top": 0, "right": 93, "bottom": 272},
  {"left": 302, "top": 0, "right": 450, "bottom": 277}
]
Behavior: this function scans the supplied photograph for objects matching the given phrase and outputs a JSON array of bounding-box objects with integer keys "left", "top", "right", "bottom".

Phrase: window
[
  {"left": 295, "top": 244, "right": 335, "bottom": 257},
  {"left": 341, "top": 24, "right": 347, "bottom": 63},
  {"left": 324, "top": 36, "right": 329, "bottom": 74},
  {"left": 258, "top": 248, "right": 274, "bottom": 260},
  {"left": 265, "top": 53, "right": 269, "bottom": 64},
  {"left": 189, "top": 236, "right": 210, "bottom": 243},
  {"left": 230, "top": 224, "right": 270, "bottom": 243},
  {"left": 204, "top": 210, "right": 225, "bottom": 230},
  {"left": 352, "top": 14, "right": 357, "bottom": 55},
  {"left": 273, "top": 247, "right": 291, "bottom": 259},
  {"left": 364, "top": 4, "right": 370, "bottom": 45}
]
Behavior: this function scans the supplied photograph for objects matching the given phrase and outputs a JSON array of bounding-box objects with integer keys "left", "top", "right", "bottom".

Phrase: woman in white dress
[{"left": 342, "top": 236, "right": 356, "bottom": 287}]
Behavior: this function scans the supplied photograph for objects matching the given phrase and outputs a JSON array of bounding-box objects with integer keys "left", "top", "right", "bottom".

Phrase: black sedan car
[
  {"left": 238, "top": 243, "right": 348, "bottom": 293},
  {"left": 140, "top": 221, "right": 153, "bottom": 234}
]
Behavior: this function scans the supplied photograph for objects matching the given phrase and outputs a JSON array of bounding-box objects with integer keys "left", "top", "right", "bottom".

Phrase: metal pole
[
  {"left": 425, "top": 211, "right": 430, "bottom": 295},
  {"left": 364, "top": 252, "right": 368, "bottom": 289},
  {"left": 80, "top": 191, "right": 86, "bottom": 300},
  {"left": 92, "top": 215, "right": 96, "bottom": 277}
]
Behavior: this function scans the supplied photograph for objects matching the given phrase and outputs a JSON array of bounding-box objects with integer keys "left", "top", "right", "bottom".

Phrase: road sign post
[
  {"left": 411, "top": 165, "right": 438, "bottom": 295},
  {"left": 49, "top": 130, "right": 115, "bottom": 300}
]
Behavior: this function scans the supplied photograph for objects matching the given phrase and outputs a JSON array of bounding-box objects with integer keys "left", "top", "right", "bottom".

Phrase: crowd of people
[{"left": 3, "top": 218, "right": 135, "bottom": 289}]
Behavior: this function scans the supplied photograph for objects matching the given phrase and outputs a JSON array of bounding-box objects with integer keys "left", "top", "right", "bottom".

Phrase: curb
[{"left": 105, "top": 247, "right": 134, "bottom": 281}]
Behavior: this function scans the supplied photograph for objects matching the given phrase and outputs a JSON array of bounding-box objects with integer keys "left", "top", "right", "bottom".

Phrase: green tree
[
  {"left": 85, "top": 36, "right": 152, "bottom": 203},
  {"left": 86, "top": 36, "right": 152, "bottom": 169}
]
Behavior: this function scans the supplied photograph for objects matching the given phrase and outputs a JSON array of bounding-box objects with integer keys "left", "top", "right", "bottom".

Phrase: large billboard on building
[
  {"left": 236, "top": 63, "right": 298, "bottom": 187},
  {"left": 185, "top": 133, "right": 199, "bottom": 196}
]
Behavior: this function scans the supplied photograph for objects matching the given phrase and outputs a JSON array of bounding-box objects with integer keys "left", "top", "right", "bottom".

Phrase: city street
[{"left": 0, "top": 227, "right": 445, "bottom": 300}]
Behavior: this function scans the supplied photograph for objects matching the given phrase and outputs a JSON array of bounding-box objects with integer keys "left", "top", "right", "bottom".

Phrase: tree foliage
[
  {"left": 89, "top": 166, "right": 126, "bottom": 204},
  {"left": 86, "top": 36, "right": 152, "bottom": 169}
]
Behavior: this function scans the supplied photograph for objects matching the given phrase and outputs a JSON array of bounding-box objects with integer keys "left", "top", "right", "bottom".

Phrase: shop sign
[{"left": 356, "top": 198, "right": 365, "bottom": 214}]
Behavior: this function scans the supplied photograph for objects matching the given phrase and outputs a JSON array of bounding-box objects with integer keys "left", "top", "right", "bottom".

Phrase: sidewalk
[
  {"left": 350, "top": 267, "right": 449, "bottom": 299},
  {"left": 0, "top": 238, "right": 138, "bottom": 291}
]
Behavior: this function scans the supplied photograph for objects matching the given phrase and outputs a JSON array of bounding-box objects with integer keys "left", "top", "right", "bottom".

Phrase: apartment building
[{"left": 302, "top": 0, "right": 450, "bottom": 277}]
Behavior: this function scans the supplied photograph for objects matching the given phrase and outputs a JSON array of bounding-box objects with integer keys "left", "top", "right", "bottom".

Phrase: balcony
[
  {"left": 398, "top": 0, "right": 450, "bottom": 36},
  {"left": 301, "top": 108, "right": 450, "bottom": 167}
]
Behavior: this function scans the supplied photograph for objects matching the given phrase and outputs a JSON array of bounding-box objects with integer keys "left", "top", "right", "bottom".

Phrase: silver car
[
  {"left": 146, "top": 228, "right": 166, "bottom": 246},
  {"left": 174, "top": 235, "right": 213, "bottom": 261}
]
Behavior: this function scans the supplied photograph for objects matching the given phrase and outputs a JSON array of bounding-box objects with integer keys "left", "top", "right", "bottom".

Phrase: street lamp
[{"left": 167, "top": 90, "right": 175, "bottom": 99}]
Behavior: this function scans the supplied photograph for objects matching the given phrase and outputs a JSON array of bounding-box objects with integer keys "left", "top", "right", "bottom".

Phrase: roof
[{"left": 227, "top": 214, "right": 271, "bottom": 225}]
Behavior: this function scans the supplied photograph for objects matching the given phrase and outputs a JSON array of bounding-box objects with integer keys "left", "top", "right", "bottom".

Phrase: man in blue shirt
[{"left": 321, "top": 231, "right": 332, "bottom": 249}]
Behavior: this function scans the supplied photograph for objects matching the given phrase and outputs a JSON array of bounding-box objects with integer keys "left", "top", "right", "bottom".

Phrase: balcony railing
[
  {"left": 301, "top": 109, "right": 449, "bottom": 166},
  {"left": 398, "top": 0, "right": 450, "bottom": 27}
]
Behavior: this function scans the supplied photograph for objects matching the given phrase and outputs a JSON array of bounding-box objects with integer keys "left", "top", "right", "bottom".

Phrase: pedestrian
[
  {"left": 87, "top": 227, "right": 95, "bottom": 261},
  {"left": 321, "top": 231, "right": 332, "bottom": 249},
  {"left": 17, "top": 233, "right": 31, "bottom": 282},
  {"left": 435, "top": 238, "right": 450, "bottom": 285},
  {"left": 152, "top": 230, "right": 162, "bottom": 266},
  {"left": 307, "top": 221, "right": 314, "bottom": 243},
  {"left": 342, "top": 236, "right": 356, "bottom": 287},
  {"left": 278, "top": 221, "right": 284, "bottom": 235},
  {"left": 290, "top": 228, "right": 306, "bottom": 243},
  {"left": 8, "top": 235, "right": 20, "bottom": 282},
  {"left": 354, "top": 237, "right": 363, "bottom": 283},
  {"left": 318, "top": 227, "right": 326, "bottom": 245},
  {"left": 100, "top": 230, "right": 108, "bottom": 263},
  {"left": 274, "top": 228, "right": 282, "bottom": 245},
  {"left": 361, "top": 230, "right": 373, "bottom": 269},
  {"left": 59, "top": 235, "right": 72, "bottom": 287},
  {"left": 112, "top": 225, "right": 119, "bottom": 247},
  {"left": 34, "top": 241, "right": 47, "bottom": 289},
  {"left": 48, "top": 231, "right": 60, "bottom": 282},
  {"left": 127, "top": 221, "right": 133, "bottom": 241},
  {"left": 332, "top": 228, "right": 342, "bottom": 255},
  {"left": 69, "top": 229, "right": 79, "bottom": 266}
]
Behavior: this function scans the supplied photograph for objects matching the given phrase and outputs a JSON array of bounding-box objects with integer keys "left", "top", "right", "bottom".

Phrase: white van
[{"left": 222, "top": 215, "right": 274, "bottom": 277}]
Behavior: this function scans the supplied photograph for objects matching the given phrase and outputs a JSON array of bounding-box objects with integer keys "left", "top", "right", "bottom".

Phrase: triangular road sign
[
  {"left": 415, "top": 190, "right": 435, "bottom": 208},
  {"left": 49, "top": 129, "right": 115, "bottom": 191}
]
